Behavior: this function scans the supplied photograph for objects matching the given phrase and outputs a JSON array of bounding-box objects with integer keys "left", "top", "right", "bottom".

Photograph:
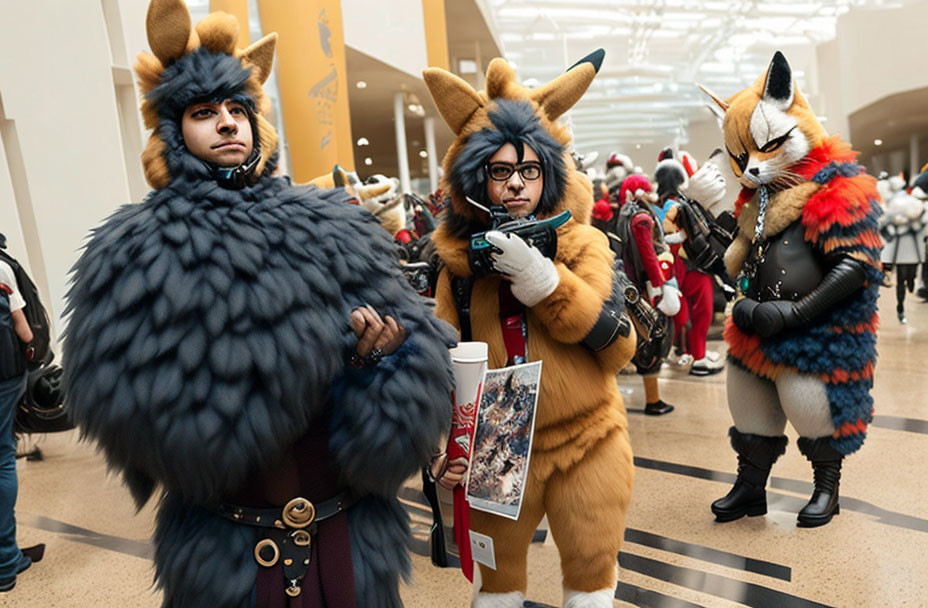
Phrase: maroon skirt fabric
[{"left": 234, "top": 423, "right": 357, "bottom": 608}]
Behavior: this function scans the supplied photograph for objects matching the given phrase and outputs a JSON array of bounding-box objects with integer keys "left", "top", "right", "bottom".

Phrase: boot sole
[
  {"left": 712, "top": 502, "right": 767, "bottom": 522},
  {"left": 797, "top": 505, "right": 840, "bottom": 528}
]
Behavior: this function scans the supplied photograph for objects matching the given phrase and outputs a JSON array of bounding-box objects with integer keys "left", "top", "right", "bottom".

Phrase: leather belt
[
  {"left": 215, "top": 490, "right": 356, "bottom": 529},
  {"left": 214, "top": 491, "right": 356, "bottom": 598}
]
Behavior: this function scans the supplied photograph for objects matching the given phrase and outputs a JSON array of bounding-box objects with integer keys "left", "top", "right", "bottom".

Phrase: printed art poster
[{"left": 466, "top": 361, "right": 542, "bottom": 520}]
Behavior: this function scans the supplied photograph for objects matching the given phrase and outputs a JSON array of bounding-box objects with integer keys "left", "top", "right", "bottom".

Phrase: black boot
[
  {"left": 711, "top": 427, "right": 788, "bottom": 522},
  {"left": 796, "top": 436, "right": 843, "bottom": 528}
]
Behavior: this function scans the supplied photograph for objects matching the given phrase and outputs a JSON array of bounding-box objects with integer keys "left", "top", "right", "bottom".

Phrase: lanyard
[{"left": 498, "top": 282, "right": 528, "bottom": 365}]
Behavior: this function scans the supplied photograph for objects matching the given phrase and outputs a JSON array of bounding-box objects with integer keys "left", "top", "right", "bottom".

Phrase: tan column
[
  {"left": 257, "top": 0, "right": 354, "bottom": 182},
  {"left": 209, "top": 0, "right": 250, "bottom": 47},
  {"left": 421, "top": 0, "right": 449, "bottom": 70}
]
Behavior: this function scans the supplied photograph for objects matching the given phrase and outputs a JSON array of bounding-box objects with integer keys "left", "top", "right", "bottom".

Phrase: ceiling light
[
  {"left": 356, "top": 81, "right": 367, "bottom": 89},
  {"left": 364, "top": 157, "right": 373, "bottom": 165},
  {"left": 357, "top": 137, "right": 369, "bottom": 146},
  {"left": 419, "top": 150, "right": 428, "bottom": 158},
  {"left": 874, "top": 139, "right": 883, "bottom": 146}
]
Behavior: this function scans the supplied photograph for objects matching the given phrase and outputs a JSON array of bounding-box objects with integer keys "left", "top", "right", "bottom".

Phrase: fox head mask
[{"left": 702, "top": 52, "right": 828, "bottom": 191}]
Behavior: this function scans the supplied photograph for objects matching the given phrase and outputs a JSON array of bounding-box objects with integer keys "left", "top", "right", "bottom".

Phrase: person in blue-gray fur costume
[{"left": 62, "top": 1, "right": 455, "bottom": 606}]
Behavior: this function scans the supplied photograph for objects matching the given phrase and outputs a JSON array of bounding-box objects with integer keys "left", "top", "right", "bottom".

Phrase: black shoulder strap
[{"left": 450, "top": 274, "right": 475, "bottom": 342}]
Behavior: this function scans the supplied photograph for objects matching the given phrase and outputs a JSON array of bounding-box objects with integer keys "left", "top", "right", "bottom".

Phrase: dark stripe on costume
[
  {"left": 872, "top": 415, "right": 928, "bottom": 435},
  {"left": 623, "top": 528, "right": 790, "bottom": 581},
  {"left": 615, "top": 582, "right": 707, "bottom": 607},
  {"left": 618, "top": 552, "right": 835, "bottom": 608},
  {"left": 634, "top": 457, "right": 928, "bottom": 533},
  {"left": 811, "top": 162, "right": 864, "bottom": 184}
]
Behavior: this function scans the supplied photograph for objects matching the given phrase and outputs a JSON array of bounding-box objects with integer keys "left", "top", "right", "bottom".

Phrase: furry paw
[
  {"left": 564, "top": 587, "right": 616, "bottom": 608},
  {"left": 472, "top": 590, "right": 525, "bottom": 608}
]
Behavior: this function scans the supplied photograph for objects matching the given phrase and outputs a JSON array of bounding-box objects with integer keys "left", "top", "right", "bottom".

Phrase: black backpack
[
  {"left": 1, "top": 293, "right": 27, "bottom": 381},
  {"left": 0, "top": 237, "right": 54, "bottom": 368}
]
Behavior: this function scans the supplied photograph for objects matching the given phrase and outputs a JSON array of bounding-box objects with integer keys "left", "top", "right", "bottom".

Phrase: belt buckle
[{"left": 282, "top": 497, "right": 315, "bottom": 529}]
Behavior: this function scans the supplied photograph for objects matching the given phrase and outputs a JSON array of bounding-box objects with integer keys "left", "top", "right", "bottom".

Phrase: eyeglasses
[{"left": 485, "top": 161, "right": 543, "bottom": 182}]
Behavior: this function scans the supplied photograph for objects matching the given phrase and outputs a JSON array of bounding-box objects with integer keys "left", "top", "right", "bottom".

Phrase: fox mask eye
[
  {"left": 759, "top": 126, "right": 797, "bottom": 154},
  {"left": 727, "top": 148, "right": 749, "bottom": 172}
]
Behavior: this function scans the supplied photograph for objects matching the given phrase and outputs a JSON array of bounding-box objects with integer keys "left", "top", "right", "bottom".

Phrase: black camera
[{"left": 467, "top": 208, "right": 571, "bottom": 277}]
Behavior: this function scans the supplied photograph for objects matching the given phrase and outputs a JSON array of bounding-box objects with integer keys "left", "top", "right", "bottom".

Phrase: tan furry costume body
[{"left": 424, "top": 57, "right": 636, "bottom": 597}]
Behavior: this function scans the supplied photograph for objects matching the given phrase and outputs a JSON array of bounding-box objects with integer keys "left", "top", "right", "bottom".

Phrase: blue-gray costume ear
[{"left": 763, "top": 51, "right": 794, "bottom": 109}]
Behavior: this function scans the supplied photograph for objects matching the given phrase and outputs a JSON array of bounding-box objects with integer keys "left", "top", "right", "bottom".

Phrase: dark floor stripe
[
  {"left": 402, "top": 482, "right": 789, "bottom": 579},
  {"left": 624, "top": 528, "right": 790, "bottom": 581},
  {"left": 635, "top": 457, "right": 928, "bottom": 533},
  {"left": 615, "top": 582, "right": 706, "bottom": 608},
  {"left": 619, "top": 552, "right": 834, "bottom": 608},
  {"left": 871, "top": 414, "right": 928, "bottom": 435},
  {"left": 21, "top": 514, "right": 152, "bottom": 559}
]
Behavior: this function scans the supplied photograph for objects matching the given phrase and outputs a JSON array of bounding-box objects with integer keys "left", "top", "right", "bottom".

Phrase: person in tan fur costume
[{"left": 423, "top": 50, "right": 637, "bottom": 608}]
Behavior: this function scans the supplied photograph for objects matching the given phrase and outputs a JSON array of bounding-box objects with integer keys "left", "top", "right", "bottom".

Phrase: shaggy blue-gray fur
[
  {"left": 64, "top": 58, "right": 455, "bottom": 601},
  {"left": 445, "top": 98, "right": 567, "bottom": 238},
  {"left": 64, "top": 173, "right": 455, "bottom": 605}
]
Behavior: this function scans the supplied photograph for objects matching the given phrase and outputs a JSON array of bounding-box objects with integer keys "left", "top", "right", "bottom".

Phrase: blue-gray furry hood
[{"left": 444, "top": 99, "right": 568, "bottom": 239}]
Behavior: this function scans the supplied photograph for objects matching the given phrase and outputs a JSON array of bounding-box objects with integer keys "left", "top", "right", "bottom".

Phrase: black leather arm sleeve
[
  {"left": 792, "top": 256, "right": 868, "bottom": 325},
  {"left": 582, "top": 270, "right": 632, "bottom": 352}
]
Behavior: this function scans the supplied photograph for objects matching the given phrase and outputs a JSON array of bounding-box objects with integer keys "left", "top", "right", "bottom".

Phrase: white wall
[
  {"left": 0, "top": 0, "right": 137, "bottom": 342},
  {"left": 835, "top": 4, "right": 928, "bottom": 117},
  {"left": 341, "top": 0, "right": 429, "bottom": 78}
]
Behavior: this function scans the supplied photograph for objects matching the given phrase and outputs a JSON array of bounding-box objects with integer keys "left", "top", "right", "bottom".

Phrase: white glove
[
  {"left": 682, "top": 162, "right": 726, "bottom": 207},
  {"left": 665, "top": 230, "right": 686, "bottom": 244},
  {"left": 656, "top": 284, "right": 681, "bottom": 317},
  {"left": 485, "top": 231, "right": 560, "bottom": 307}
]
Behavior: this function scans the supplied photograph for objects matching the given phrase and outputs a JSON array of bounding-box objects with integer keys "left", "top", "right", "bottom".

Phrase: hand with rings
[{"left": 349, "top": 305, "right": 406, "bottom": 366}]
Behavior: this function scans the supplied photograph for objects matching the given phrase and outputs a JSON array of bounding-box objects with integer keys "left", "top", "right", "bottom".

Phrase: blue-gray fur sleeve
[
  {"left": 317, "top": 195, "right": 456, "bottom": 497},
  {"left": 64, "top": 185, "right": 358, "bottom": 506}
]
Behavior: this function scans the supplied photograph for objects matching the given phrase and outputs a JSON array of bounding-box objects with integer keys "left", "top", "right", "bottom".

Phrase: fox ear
[
  {"left": 531, "top": 48, "right": 604, "bottom": 122},
  {"left": 241, "top": 33, "right": 277, "bottom": 84},
  {"left": 146, "top": 0, "right": 197, "bottom": 65},
  {"left": 697, "top": 84, "right": 729, "bottom": 113},
  {"left": 762, "top": 51, "right": 794, "bottom": 110},
  {"left": 423, "top": 68, "right": 486, "bottom": 135}
]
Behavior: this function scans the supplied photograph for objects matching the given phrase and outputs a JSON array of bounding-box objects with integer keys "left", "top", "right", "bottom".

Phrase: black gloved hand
[
  {"left": 752, "top": 300, "right": 799, "bottom": 337},
  {"left": 732, "top": 298, "right": 759, "bottom": 334},
  {"left": 732, "top": 299, "right": 799, "bottom": 338}
]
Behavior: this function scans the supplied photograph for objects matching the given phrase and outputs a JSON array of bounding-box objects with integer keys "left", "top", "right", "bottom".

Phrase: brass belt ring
[
  {"left": 282, "top": 497, "right": 316, "bottom": 529},
  {"left": 254, "top": 538, "right": 279, "bottom": 567},
  {"left": 292, "top": 529, "right": 312, "bottom": 547}
]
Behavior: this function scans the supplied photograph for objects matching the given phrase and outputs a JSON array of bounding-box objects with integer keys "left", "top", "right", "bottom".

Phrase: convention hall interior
[{"left": 1, "top": 0, "right": 927, "bottom": 606}]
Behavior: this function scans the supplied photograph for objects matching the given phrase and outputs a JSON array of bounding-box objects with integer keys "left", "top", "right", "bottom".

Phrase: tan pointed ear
[
  {"left": 486, "top": 58, "right": 518, "bottom": 100},
  {"left": 530, "top": 49, "right": 604, "bottom": 122},
  {"left": 146, "top": 0, "right": 196, "bottom": 65},
  {"left": 333, "top": 165, "right": 349, "bottom": 187},
  {"left": 423, "top": 68, "right": 485, "bottom": 135},
  {"left": 241, "top": 33, "right": 278, "bottom": 84},
  {"left": 195, "top": 11, "right": 239, "bottom": 55},
  {"left": 697, "top": 84, "right": 729, "bottom": 112}
]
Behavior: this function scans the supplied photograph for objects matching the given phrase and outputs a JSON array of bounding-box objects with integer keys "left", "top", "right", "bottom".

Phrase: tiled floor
[{"left": 6, "top": 286, "right": 928, "bottom": 607}]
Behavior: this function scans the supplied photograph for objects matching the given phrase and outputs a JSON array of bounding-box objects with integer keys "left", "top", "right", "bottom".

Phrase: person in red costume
[
  {"left": 656, "top": 149, "right": 729, "bottom": 376},
  {"left": 614, "top": 174, "right": 681, "bottom": 415}
]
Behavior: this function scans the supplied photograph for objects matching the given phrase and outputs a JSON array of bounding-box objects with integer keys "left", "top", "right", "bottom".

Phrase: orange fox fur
[{"left": 425, "top": 56, "right": 636, "bottom": 596}]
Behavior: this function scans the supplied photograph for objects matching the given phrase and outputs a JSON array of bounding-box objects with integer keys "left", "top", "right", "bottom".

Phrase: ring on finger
[{"left": 366, "top": 347, "right": 384, "bottom": 364}]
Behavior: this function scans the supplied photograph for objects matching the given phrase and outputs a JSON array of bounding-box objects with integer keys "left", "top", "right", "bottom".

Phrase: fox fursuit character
[
  {"left": 423, "top": 51, "right": 637, "bottom": 607},
  {"left": 62, "top": 1, "right": 455, "bottom": 606},
  {"left": 702, "top": 52, "right": 883, "bottom": 528}
]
